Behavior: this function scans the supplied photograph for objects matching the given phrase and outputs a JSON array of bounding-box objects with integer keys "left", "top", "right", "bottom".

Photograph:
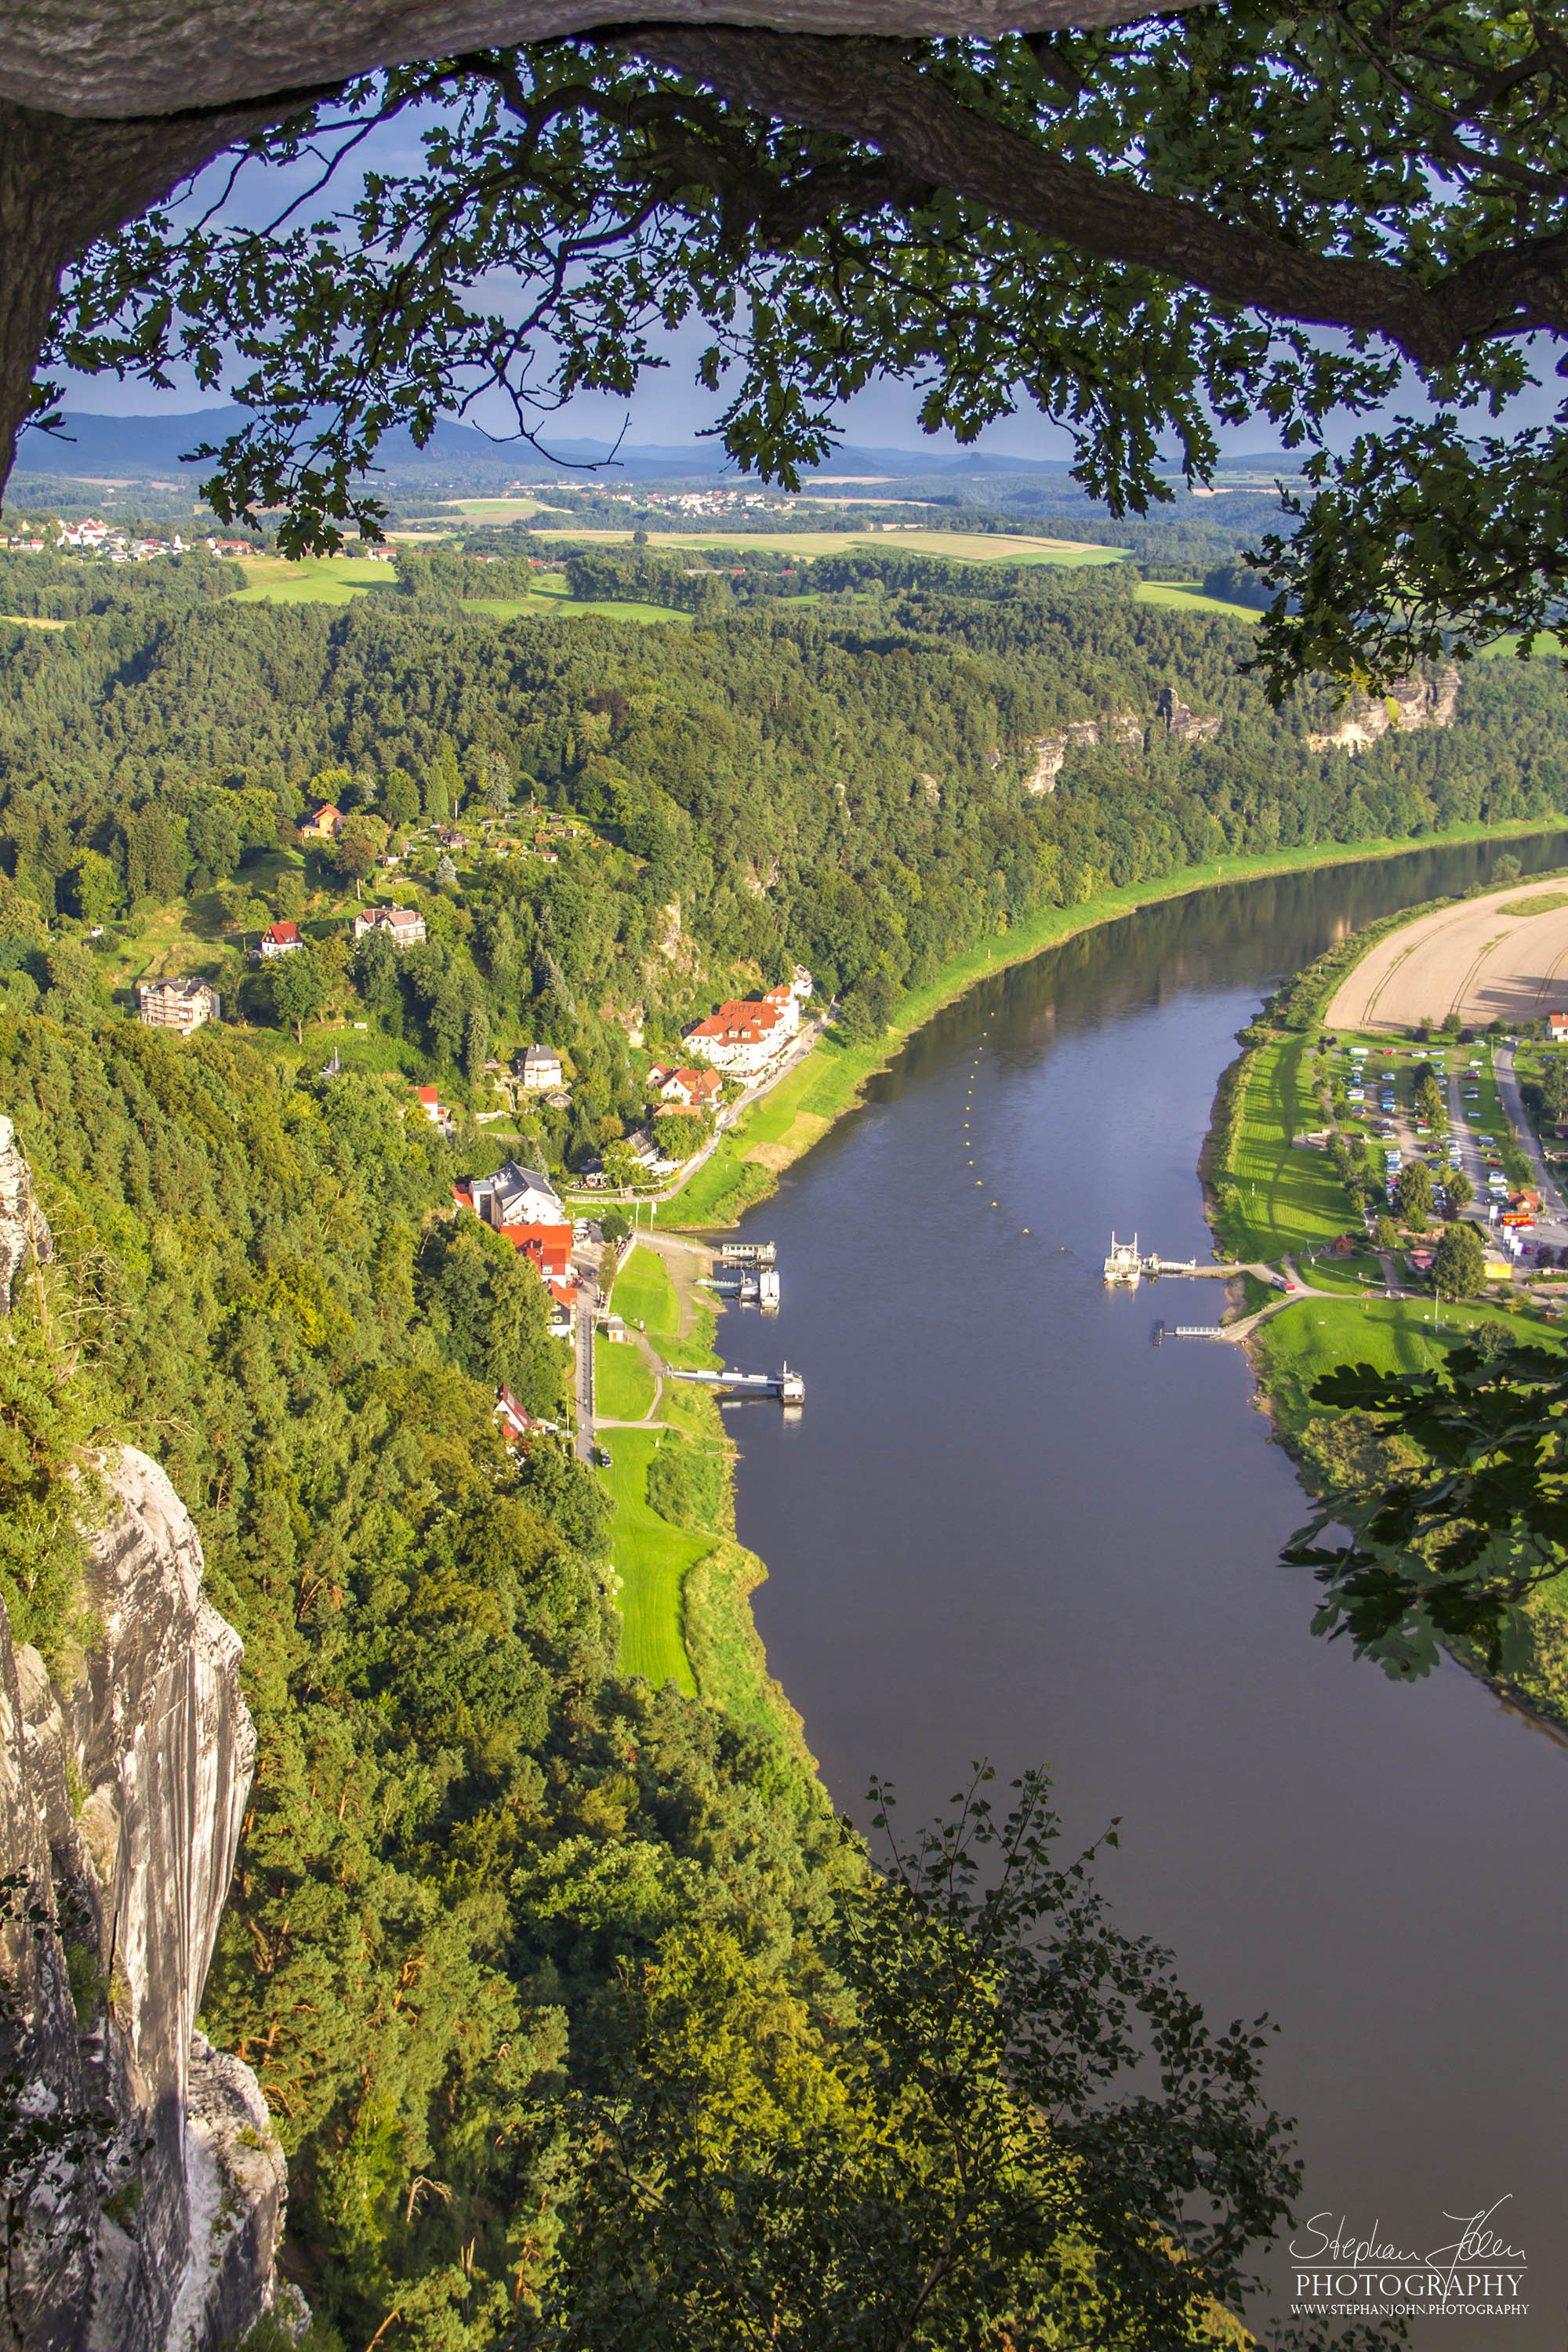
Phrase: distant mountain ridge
[{"left": 13, "top": 408, "right": 1090, "bottom": 485}]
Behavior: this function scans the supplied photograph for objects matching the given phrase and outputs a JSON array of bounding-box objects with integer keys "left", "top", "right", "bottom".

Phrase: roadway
[
  {"left": 572, "top": 1271, "right": 598, "bottom": 1459},
  {"left": 1495, "top": 1044, "right": 1568, "bottom": 1252}
]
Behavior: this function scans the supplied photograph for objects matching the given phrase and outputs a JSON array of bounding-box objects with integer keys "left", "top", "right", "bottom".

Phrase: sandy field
[{"left": 1326, "top": 876, "right": 1568, "bottom": 1032}]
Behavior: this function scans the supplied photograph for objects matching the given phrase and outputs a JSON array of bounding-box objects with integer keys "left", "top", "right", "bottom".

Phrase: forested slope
[
  {"left": 2, "top": 554, "right": 1565, "bottom": 1124},
  {"left": 2, "top": 1010, "right": 1327, "bottom": 2352}
]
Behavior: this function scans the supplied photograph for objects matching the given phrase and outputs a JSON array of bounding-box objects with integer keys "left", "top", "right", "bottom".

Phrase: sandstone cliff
[
  {"left": 1022, "top": 708, "right": 1145, "bottom": 794},
  {"left": 1020, "top": 690, "right": 1222, "bottom": 794},
  {"left": 1305, "top": 664, "right": 1461, "bottom": 754},
  {"left": 0, "top": 1120, "right": 286, "bottom": 2351}
]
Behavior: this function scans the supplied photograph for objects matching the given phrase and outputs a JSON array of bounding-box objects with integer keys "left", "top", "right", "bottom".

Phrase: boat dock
[
  {"left": 1104, "top": 1232, "right": 1221, "bottom": 1284},
  {"left": 702, "top": 1266, "right": 781, "bottom": 1307},
  {"left": 1153, "top": 1320, "right": 1229, "bottom": 1343},
  {"left": 667, "top": 1362, "right": 804, "bottom": 1403}
]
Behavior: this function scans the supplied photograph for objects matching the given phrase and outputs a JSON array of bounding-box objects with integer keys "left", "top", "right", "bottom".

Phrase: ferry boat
[{"left": 1104, "top": 1232, "right": 1142, "bottom": 1286}]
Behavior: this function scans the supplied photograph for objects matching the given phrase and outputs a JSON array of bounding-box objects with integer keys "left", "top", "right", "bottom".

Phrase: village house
[
  {"left": 467, "top": 1160, "right": 564, "bottom": 1230},
  {"left": 413, "top": 1084, "right": 453, "bottom": 1138},
  {"left": 137, "top": 977, "right": 220, "bottom": 1036},
  {"left": 648, "top": 1065, "right": 721, "bottom": 1111},
  {"left": 515, "top": 1043, "right": 564, "bottom": 1091},
  {"left": 352, "top": 903, "right": 426, "bottom": 947},
  {"left": 1548, "top": 1011, "right": 1568, "bottom": 1040},
  {"left": 298, "top": 803, "right": 344, "bottom": 842},
  {"left": 684, "top": 997, "right": 788, "bottom": 1078},
  {"left": 256, "top": 920, "right": 303, "bottom": 960},
  {"left": 623, "top": 1128, "right": 678, "bottom": 1176}
]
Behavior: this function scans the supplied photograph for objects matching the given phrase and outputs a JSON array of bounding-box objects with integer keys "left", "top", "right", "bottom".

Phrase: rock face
[
  {"left": 1020, "top": 693, "right": 1222, "bottom": 795},
  {"left": 1155, "top": 685, "right": 1222, "bottom": 746},
  {"left": 1306, "top": 664, "right": 1461, "bottom": 754},
  {"left": 0, "top": 1112, "right": 50, "bottom": 1316},
  {"left": 0, "top": 1446, "right": 285, "bottom": 2352},
  {"left": 1022, "top": 709, "right": 1145, "bottom": 795}
]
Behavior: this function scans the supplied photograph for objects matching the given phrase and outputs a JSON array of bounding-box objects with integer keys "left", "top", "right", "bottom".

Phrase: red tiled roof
[
  {"left": 265, "top": 920, "right": 300, "bottom": 945},
  {"left": 499, "top": 1221, "right": 574, "bottom": 1277},
  {"left": 416, "top": 1086, "right": 439, "bottom": 1105}
]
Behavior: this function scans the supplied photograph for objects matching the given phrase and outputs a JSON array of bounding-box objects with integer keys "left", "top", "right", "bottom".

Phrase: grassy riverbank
[
  {"left": 664, "top": 815, "right": 1563, "bottom": 1229},
  {"left": 598, "top": 1245, "right": 815, "bottom": 1766}
]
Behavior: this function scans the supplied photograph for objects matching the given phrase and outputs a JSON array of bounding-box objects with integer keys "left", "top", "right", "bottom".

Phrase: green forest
[{"left": 2, "top": 545, "right": 1566, "bottom": 1181}]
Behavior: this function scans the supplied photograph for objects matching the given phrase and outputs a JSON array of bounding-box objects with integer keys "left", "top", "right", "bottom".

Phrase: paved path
[
  {"left": 1218, "top": 1254, "right": 1330, "bottom": 1341},
  {"left": 573, "top": 1289, "right": 597, "bottom": 1449}
]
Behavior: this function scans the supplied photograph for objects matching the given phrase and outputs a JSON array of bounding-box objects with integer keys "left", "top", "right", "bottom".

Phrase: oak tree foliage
[{"left": 13, "top": 4, "right": 1568, "bottom": 688}]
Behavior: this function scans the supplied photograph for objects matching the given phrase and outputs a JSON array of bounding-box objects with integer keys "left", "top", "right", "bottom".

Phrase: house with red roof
[
  {"left": 299, "top": 803, "right": 343, "bottom": 841},
  {"left": 256, "top": 920, "right": 303, "bottom": 960},
  {"left": 498, "top": 1221, "right": 574, "bottom": 1283},
  {"left": 653, "top": 1065, "right": 721, "bottom": 1111},
  {"left": 414, "top": 1084, "right": 453, "bottom": 1138},
  {"left": 684, "top": 998, "right": 788, "bottom": 1077}
]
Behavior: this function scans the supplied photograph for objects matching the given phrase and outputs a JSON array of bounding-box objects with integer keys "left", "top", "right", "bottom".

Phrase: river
[{"left": 728, "top": 833, "right": 1568, "bottom": 2347}]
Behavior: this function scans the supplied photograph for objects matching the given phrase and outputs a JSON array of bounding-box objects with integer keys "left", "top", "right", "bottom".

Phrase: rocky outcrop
[
  {"left": 1155, "top": 685, "right": 1222, "bottom": 745},
  {"left": 1022, "top": 709, "right": 1145, "bottom": 794},
  {"left": 0, "top": 1113, "right": 49, "bottom": 1316},
  {"left": 1306, "top": 664, "right": 1461, "bottom": 754},
  {"left": 0, "top": 1447, "right": 285, "bottom": 2352}
]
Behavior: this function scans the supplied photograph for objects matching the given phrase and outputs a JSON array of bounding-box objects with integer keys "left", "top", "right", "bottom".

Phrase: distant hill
[{"left": 13, "top": 408, "right": 1078, "bottom": 488}]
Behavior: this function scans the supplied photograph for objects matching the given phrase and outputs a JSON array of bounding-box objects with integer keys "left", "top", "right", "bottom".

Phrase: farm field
[
  {"left": 523, "top": 524, "right": 1124, "bottom": 564},
  {"left": 452, "top": 498, "right": 543, "bottom": 520},
  {"left": 229, "top": 554, "right": 401, "bottom": 604},
  {"left": 1325, "top": 873, "right": 1568, "bottom": 1032},
  {"left": 1134, "top": 580, "right": 1261, "bottom": 622},
  {"left": 463, "top": 590, "right": 684, "bottom": 625}
]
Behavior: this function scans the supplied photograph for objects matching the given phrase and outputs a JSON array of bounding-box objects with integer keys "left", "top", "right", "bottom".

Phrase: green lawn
[
  {"left": 1256, "top": 1291, "right": 1556, "bottom": 1436},
  {"left": 1134, "top": 581, "right": 1261, "bottom": 624},
  {"left": 229, "top": 554, "right": 402, "bottom": 604},
  {"left": 1222, "top": 1039, "right": 1359, "bottom": 1259},
  {"left": 594, "top": 1334, "right": 656, "bottom": 1421},
  {"left": 597, "top": 1431, "right": 703, "bottom": 1693},
  {"left": 609, "top": 1245, "right": 681, "bottom": 1345}
]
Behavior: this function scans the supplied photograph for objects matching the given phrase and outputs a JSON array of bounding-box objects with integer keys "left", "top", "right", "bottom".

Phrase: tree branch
[
  {"left": 0, "top": 0, "right": 1209, "bottom": 122},
  {"left": 628, "top": 26, "right": 1568, "bottom": 365},
  {"left": 0, "top": 91, "right": 313, "bottom": 487}
]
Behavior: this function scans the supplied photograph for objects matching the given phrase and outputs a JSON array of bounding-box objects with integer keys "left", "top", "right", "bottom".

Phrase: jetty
[
  {"left": 717, "top": 1240, "right": 776, "bottom": 1265},
  {"left": 1103, "top": 1232, "right": 1211, "bottom": 1284},
  {"left": 667, "top": 1362, "right": 804, "bottom": 1404},
  {"left": 702, "top": 1266, "right": 781, "bottom": 1307}
]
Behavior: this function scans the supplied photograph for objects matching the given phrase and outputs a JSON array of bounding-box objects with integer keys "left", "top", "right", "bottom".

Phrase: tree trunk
[{"left": 0, "top": 95, "right": 305, "bottom": 491}]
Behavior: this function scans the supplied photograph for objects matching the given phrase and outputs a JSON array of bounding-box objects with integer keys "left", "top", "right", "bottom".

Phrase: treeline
[
  {"left": 0, "top": 546, "right": 245, "bottom": 619},
  {"left": 2, "top": 1009, "right": 1323, "bottom": 2352}
]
